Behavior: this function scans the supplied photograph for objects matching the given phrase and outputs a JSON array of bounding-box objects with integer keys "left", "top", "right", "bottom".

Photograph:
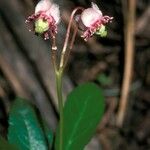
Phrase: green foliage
[
  {"left": 97, "top": 73, "right": 112, "bottom": 86},
  {"left": 0, "top": 136, "right": 20, "bottom": 150},
  {"left": 55, "top": 82, "right": 105, "bottom": 150},
  {"left": 42, "top": 120, "right": 54, "bottom": 149},
  {"left": 7, "top": 98, "right": 53, "bottom": 150}
]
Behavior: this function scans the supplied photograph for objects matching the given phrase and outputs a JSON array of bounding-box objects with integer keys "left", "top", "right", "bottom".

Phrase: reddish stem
[{"left": 59, "top": 7, "right": 84, "bottom": 69}]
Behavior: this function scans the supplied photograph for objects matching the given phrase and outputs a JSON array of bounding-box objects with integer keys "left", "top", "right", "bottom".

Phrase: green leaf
[
  {"left": 41, "top": 120, "right": 53, "bottom": 149},
  {"left": 55, "top": 82, "right": 105, "bottom": 150},
  {"left": 8, "top": 98, "right": 48, "bottom": 150},
  {"left": 97, "top": 73, "right": 112, "bottom": 86},
  {"left": 0, "top": 136, "right": 20, "bottom": 150}
]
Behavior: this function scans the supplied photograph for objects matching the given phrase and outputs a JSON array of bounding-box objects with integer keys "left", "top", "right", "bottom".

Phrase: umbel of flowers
[{"left": 26, "top": 0, "right": 113, "bottom": 41}]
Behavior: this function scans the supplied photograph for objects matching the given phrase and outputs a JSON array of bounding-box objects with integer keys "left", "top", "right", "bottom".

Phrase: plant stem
[
  {"left": 60, "top": 7, "right": 84, "bottom": 68},
  {"left": 51, "top": 36, "right": 58, "bottom": 72},
  {"left": 56, "top": 68, "right": 64, "bottom": 150},
  {"left": 51, "top": 7, "right": 84, "bottom": 150},
  {"left": 116, "top": 0, "right": 136, "bottom": 127},
  {"left": 51, "top": 36, "right": 64, "bottom": 150}
]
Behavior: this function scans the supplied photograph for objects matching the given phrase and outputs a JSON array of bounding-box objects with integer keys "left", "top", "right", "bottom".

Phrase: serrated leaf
[
  {"left": 8, "top": 98, "right": 48, "bottom": 150},
  {"left": 55, "top": 83, "right": 105, "bottom": 150},
  {"left": 0, "top": 136, "right": 20, "bottom": 150}
]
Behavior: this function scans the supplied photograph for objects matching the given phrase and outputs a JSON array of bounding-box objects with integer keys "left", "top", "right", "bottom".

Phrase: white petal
[
  {"left": 81, "top": 8, "right": 101, "bottom": 27},
  {"left": 91, "top": 2, "right": 102, "bottom": 15},
  {"left": 46, "top": 4, "right": 60, "bottom": 24},
  {"left": 35, "top": 0, "right": 52, "bottom": 13}
]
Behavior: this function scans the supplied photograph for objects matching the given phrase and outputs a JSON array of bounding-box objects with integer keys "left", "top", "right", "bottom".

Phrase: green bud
[
  {"left": 95, "top": 25, "right": 107, "bottom": 37},
  {"left": 35, "top": 19, "right": 49, "bottom": 34}
]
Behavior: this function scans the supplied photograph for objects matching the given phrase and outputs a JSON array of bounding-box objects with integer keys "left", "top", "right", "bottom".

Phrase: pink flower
[
  {"left": 25, "top": 0, "right": 60, "bottom": 40},
  {"left": 78, "top": 2, "right": 113, "bottom": 41}
]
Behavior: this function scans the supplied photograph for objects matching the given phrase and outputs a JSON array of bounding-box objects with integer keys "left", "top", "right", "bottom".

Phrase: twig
[
  {"left": 98, "top": 133, "right": 111, "bottom": 150},
  {"left": 116, "top": 0, "right": 136, "bottom": 127},
  {"left": 0, "top": 55, "right": 29, "bottom": 98},
  {"left": 98, "top": 97, "right": 116, "bottom": 131},
  {"left": 0, "top": 84, "right": 10, "bottom": 113},
  {"left": 135, "top": 6, "right": 150, "bottom": 35}
]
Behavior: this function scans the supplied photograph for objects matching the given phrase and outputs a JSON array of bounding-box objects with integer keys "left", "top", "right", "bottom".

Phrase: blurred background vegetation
[{"left": 0, "top": 0, "right": 149, "bottom": 149}]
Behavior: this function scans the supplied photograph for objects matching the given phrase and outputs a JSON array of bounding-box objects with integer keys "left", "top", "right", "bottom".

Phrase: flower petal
[
  {"left": 46, "top": 3, "right": 60, "bottom": 24},
  {"left": 91, "top": 2, "right": 102, "bottom": 15},
  {"left": 35, "top": 0, "right": 52, "bottom": 14},
  {"left": 81, "top": 8, "right": 102, "bottom": 27}
]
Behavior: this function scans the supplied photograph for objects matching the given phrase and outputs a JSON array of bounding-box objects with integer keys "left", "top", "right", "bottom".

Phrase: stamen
[
  {"left": 44, "top": 32, "right": 49, "bottom": 40},
  {"left": 26, "top": 10, "right": 58, "bottom": 40}
]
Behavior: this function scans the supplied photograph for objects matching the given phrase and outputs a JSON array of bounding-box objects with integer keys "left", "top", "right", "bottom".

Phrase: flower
[
  {"left": 77, "top": 2, "right": 113, "bottom": 41},
  {"left": 25, "top": 0, "right": 60, "bottom": 40}
]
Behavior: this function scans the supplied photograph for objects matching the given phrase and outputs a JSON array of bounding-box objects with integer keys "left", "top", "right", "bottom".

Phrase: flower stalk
[
  {"left": 59, "top": 7, "right": 84, "bottom": 69},
  {"left": 55, "top": 69, "right": 64, "bottom": 150},
  {"left": 52, "top": 7, "right": 84, "bottom": 150}
]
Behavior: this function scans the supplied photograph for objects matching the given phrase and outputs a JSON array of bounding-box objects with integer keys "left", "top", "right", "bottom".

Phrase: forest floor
[{"left": 0, "top": 0, "right": 149, "bottom": 150}]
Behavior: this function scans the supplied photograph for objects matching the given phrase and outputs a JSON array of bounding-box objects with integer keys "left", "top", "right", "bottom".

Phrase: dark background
[{"left": 0, "top": 0, "right": 149, "bottom": 149}]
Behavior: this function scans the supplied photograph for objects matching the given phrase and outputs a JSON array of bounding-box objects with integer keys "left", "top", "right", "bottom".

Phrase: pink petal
[
  {"left": 35, "top": 0, "right": 52, "bottom": 14},
  {"left": 91, "top": 2, "right": 103, "bottom": 15},
  {"left": 81, "top": 7, "right": 102, "bottom": 27},
  {"left": 46, "top": 4, "right": 60, "bottom": 24}
]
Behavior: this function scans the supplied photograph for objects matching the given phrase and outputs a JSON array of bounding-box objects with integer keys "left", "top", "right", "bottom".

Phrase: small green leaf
[
  {"left": 0, "top": 136, "right": 20, "bottom": 150},
  {"left": 8, "top": 98, "right": 48, "bottom": 150},
  {"left": 55, "top": 83, "right": 105, "bottom": 150},
  {"left": 97, "top": 73, "right": 112, "bottom": 86}
]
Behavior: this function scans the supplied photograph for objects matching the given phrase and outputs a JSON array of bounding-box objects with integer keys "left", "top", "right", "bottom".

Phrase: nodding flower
[
  {"left": 76, "top": 2, "right": 113, "bottom": 41},
  {"left": 25, "top": 0, "right": 60, "bottom": 40}
]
